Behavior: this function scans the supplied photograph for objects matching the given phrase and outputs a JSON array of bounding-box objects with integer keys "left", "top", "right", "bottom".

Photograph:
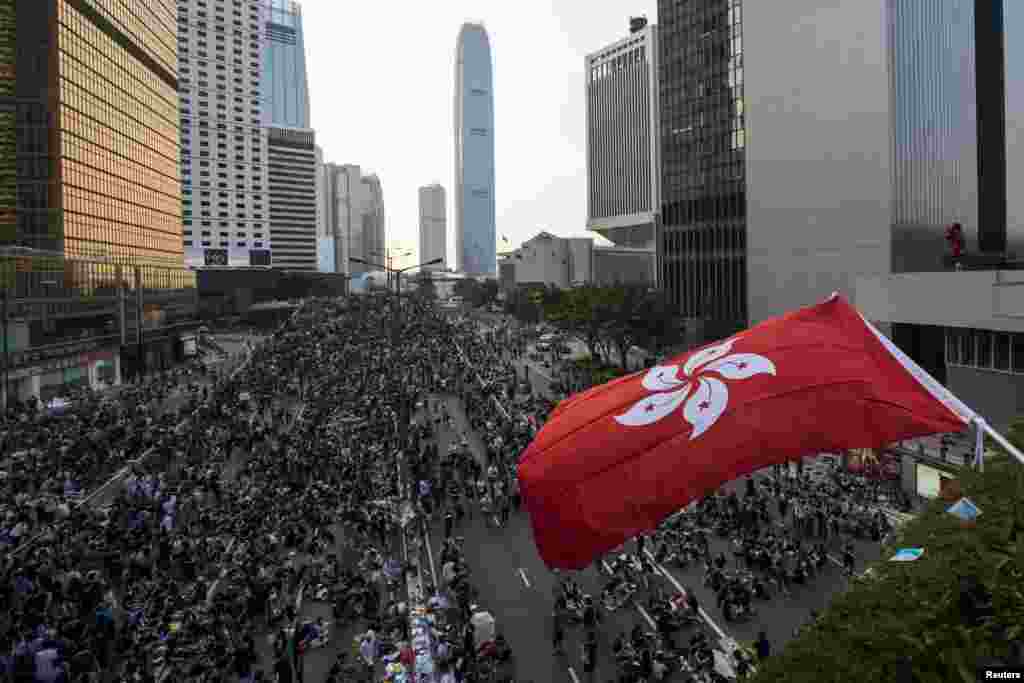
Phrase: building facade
[
  {"left": 179, "top": 0, "right": 269, "bottom": 269},
  {"left": 266, "top": 126, "right": 316, "bottom": 270},
  {"left": 454, "top": 22, "right": 496, "bottom": 276},
  {"left": 322, "top": 162, "right": 376, "bottom": 276},
  {"left": 585, "top": 19, "right": 661, "bottom": 259},
  {"left": 361, "top": 173, "right": 386, "bottom": 268},
  {"left": 0, "top": 0, "right": 199, "bottom": 402},
  {"left": 262, "top": 0, "right": 309, "bottom": 129},
  {"left": 506, "top": 231, "right": 654, "bottom": 289},
  {"left": 657, "top": 0, "right": 747, "bottom": 340},
  {"left": 853, "top": 0, "right": 1024, "bottom": 432},
  {"left": 419, "top": 183, "right": 447, "bottom": 270}
]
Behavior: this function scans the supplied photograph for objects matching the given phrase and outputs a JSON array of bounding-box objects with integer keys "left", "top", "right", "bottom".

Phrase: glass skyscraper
[
  {"left": 1, "top": 0, "right": 188, "bottom": 275},
  {"left": 657, "top": 0, "right": 746, "bottom": 338},
  {"left": 263, "top": 0, "right": 310, "bottom": 129},
  {"left": 454, "top": 22, "right": 496, "bottom": 276}
]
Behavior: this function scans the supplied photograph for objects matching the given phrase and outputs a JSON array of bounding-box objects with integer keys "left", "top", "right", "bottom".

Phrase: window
[
  {"left": 976, "top": 330, "right": 992, "bottom": 368},
  {"left": 995, "top": 333, "right": 1011, "bottom": 371},
  {"left": 1014, "top": 334, "right": 1024, "bottom": 373}
]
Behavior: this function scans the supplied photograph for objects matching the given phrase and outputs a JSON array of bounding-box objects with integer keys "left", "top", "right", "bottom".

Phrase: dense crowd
[{"left": 0, "top": 294, "right": 921, "bottom": 683}]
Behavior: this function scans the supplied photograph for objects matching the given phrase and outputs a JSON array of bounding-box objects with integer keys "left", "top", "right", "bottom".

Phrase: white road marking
[
  {"left": 643, "top": 548, "right": 729, "bottom": 642},
  {"left": 424, "top": 521, "right": 439, "bottom": 592},
  {"left": 568, "top": 666, "right": 581, "bottom": 683},
  {"left": 519, "top": 568, "right": 530, "bottom": 588}
]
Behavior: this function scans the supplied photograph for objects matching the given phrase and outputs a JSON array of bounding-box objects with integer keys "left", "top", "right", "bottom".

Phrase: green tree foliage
[
  {"left": 750, "top": 452, "right": 1024, "bottom": 683},
  {"left": 545, "top": 285, "right": 616, "bottom": 363},
  {"left": 604, "top": 284, "right": 650, "bottom": 371}
]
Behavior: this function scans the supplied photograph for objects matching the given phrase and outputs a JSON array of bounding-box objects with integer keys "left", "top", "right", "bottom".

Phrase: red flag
[{"left": 518, "top": 294, "right": 973, "bottom": 570}]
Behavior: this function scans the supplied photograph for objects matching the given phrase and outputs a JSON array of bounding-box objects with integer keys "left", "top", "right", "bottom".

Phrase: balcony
[{"left": 856, "top": 270, "right": 1024, "bottom": 334}]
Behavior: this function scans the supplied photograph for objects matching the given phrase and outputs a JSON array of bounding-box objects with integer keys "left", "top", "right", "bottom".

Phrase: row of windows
[
  {"left": 59, "top": 85, "right": 178, "bottom": 182},
  {"left": 64, "top": 212, "right": 183, "bottom": 267},
  {"left": 63, "top": 168, "right": 181, "bottom": 236},
  {"left": 945, "top": 328, "right": 1024, "bottom": 374},
  {"left": 185, "top": 230, "right": 264, "bottom": 238},
  {"left": 72, "top": 0, "right": 177, "bottom": 76},
  {"left": 185, "top": 240, "right": 263, "bottom": 248},
  {"left": 60, "top": 119, "right": 179, "bottom": 203},
  {"left": 58, "top": 17, "right": 177, "bottom": 124},
  {"left": 658, "top": 0, "right": 747, "bottom": 326}
]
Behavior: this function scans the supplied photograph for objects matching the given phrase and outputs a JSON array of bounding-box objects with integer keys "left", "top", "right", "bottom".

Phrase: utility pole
[
  {"left": 135, "top": 266, "right": 144, "bottom": 379},
  {"left": 2, "top": 288, "right": 8, "bottom": 409}
]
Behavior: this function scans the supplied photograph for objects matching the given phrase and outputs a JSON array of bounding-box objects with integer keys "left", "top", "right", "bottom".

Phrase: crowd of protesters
[{"left": 0, "top": 291, "right": 924, "bottom": 683}]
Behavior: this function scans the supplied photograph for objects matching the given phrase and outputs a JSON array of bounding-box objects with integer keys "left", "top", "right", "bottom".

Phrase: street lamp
[{"left": 350, "top": 256, "right": 442, "bottom": 343}]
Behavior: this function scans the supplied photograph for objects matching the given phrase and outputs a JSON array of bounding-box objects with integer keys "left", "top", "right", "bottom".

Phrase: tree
[
  {"left": 547, "top": 285, "right": 615, "bottom": 363},
  {"left": 604, "top": 284, "right": 650, "bottom": 371}
]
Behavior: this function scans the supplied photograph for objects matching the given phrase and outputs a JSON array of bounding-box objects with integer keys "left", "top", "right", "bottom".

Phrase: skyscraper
[
  {"left": 657, "top": 0, "right": 746, "bottom": 340},
  {"left": 179, "top": 0, "right": 268, "bottom": 268},
  {"left": 361, "top": 174, "right": 386, "bottom": 267},
  {"left": 4, "top": 0, "right": 184, "bottom": 268},
  {"left": 267, "top": 126, "right": 317, "bottom": 270},
  {"left": 419, "top": 184, "right": 447, "bottom": 270},
  {"left": 1, "top": 0, "right": 198, "bottom": 399},
  {"left": 263, "top": 0, "right": 310, "bottom": 129},
  {"left": 585, "top": 18, "right": 661, "bottom": 279},
  {"left": 454, "top": 22, "right": 496, "bottom": 276}
]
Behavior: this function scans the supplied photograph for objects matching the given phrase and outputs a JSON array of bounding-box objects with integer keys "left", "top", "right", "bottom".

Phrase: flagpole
[{"left": 976, "top": 417, "right": 1024, "bottom": 470}]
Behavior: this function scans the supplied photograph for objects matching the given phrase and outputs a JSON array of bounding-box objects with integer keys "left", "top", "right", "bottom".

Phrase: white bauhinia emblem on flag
[{"left": 615, "top": 339, "right": 776, "bottom": 439}]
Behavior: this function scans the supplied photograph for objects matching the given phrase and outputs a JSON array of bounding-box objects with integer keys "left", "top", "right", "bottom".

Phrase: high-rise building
[
  {"left": 419, "top": 184, "right": 447, "bottom": 270},
  {"left": 3, "top": 0, "right": 185, "bottom": 269},
  {"left": 315, "top": 145, "right": 334, "bottom": 272},
  {"left": 454, "top": 22, "right": 496, "bottom": 276},
  {"left": 585, "top": 18, "right": 661, "bottom": 269},
  {"left": 179, "top": 0, "right": 268, "bottom": 269},
  {"left": 0, "top": 0, "right": 199, "bottom": 400},
  {"left": 657, "top": 0, "right": 1024, "bottom": 432},
  {"left": 361, "top": 173, "right": 386, "bottom": 267},
  {"left": 657, "top": 0, "right": 747, "bottom": 340},
  {"left": 267, "top": 126, "right": 317, "bottom": 270},
  {"left": 323, "top": 163, "right": 366, "bottom": 275},
  {"left": 263, "top": 0, "right": 310, "bottom": 129}
]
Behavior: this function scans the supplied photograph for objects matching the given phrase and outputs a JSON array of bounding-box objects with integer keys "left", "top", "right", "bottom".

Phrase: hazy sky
[{"left": 305, "top": 0, "right": 656, "bottom": 270}]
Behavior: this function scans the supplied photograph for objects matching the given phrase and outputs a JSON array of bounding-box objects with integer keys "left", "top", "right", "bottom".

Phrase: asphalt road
[
  {"left": 420, "top": 393, "right": 719, "bottom": 683},
  {"left": 446, "top": 319, "right": 903, "bottom": 678}
]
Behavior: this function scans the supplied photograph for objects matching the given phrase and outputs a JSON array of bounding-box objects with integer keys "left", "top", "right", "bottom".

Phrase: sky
[{"left": 304, "top": 0, "right": 656, "bottom": 270}]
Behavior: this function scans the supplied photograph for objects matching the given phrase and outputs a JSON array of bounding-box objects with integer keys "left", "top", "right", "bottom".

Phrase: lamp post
[{"left": 350, "top": 256, "right": 443, "bottom": 344}]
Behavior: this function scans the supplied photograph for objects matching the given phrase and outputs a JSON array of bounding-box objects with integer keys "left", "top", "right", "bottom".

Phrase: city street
[{"left": 432, "top": 317, "right": 906, "bottom": 679}]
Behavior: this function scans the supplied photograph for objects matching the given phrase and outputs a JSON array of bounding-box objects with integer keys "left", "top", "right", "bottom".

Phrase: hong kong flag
[{"left": 518, "top": 294, "right": 976, "bottom": 570}]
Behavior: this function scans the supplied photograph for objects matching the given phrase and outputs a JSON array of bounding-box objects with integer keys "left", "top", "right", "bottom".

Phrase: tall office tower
[
  {"left": 266, "top": 126, "right": 317, "bottom": 270},
  {"left": 361, "top": 174, "right": 386, "bottom": 266},
  {"left": 263, "top": 0, "right": 310, "bottom": 129},
  {"left": 315, "top": 145, "right": 334, "bottom": 272},
  {"left": 334, "top": 163, "right": 368, "bottom": 275},
  {"left": 419, "top": 184, "right": 447, "bottom": 270},
  {"left": 179, "top": 0, "right": 269, "bottom": 268},
  {"left": 657, "top": 0, "right": 746, "bottom": 340},
  {"left": 3, "top": 0, "right": 184, "bottom": 268},
  {"left": 321, "top": 162, "right": 342, "bottom": 272},
  {"left": 585, "top": 18, "right": 661, "bottom": 272},
  {"left": 1, "top": 0, "right": 198, "bottom": 399},
  {"left": 454, "top": 22, "right": 496, "bottom": 276}
]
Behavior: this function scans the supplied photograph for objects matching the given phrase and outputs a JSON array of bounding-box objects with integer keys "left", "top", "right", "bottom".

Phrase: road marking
[
  {"left": 643, "top": 548, "right": 729, "bottom": 643},
  {"left": 423, "top": 518, "right": 439, "bottom": 592},
  {"left": 568, "top": 666, "right": 581, "bottom": 683},
  {"left": 519, "top": 568, "right": 530, "bottom": 588}
]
